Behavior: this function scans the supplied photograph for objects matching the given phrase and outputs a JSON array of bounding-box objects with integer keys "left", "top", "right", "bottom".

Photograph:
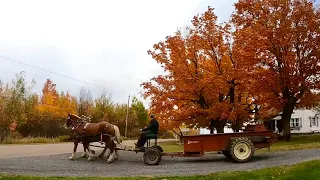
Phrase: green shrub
[{"left": 57, "top": 135, "right": 71, "bottom": 142}]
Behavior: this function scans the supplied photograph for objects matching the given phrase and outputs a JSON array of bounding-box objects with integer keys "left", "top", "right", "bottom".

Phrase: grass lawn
[
  {"left": 158, "top": 133, "right": 320, "bottom": 153},
  {"left": 1, "top": 159, "right": 320, "bottom": 180},
  {"left": 0, "top": 135, "right": 71, "bottom": 145},
  {"left": 258, "top": 134, "right": 320, "bottom": 153}
]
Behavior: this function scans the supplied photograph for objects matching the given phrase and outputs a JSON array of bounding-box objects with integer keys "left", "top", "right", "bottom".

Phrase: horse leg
[
  {"left": 112, "top": 140, "right": 119, "bottom": 160},
  {"left": 106, "top": 140, "right": 116, "bottom": 163},
  {"left": 98, "top": 142, "right": 108, "bottom": 158},
  {"left": 100, "top": 137, "right": 112, "bottom": 159},
  {"left": 69, "top": 140, "right": 78, "bottom": 160},
  {"left": 83, "top": 142, "right": 94, "bottom": 161},
  {"left": 112, "top": 125, "right": 121, "bottom": 160},
  {"left": 114, "top": 148, "right": 119, "bottom": 160},
  {"left": 81, "top": 142, "right": 87, "bottom": 158}
]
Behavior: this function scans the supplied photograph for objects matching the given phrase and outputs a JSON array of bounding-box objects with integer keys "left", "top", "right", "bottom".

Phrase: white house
[
  {"left": 197, "top": 108, "right": 320, "bottom": 135},
  {"left": 271, "top": 109, "right": 320, "bottom": 134},
  {"left": 173, "top": 109, "right": 320, "bottom": 138},
  {"left": 199, "top": 127, "right": 236, "bottom": 134}
]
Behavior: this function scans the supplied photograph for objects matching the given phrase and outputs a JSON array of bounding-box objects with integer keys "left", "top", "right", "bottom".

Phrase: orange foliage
[
  {"left": 231, "top": 0, "right": 320, "bottom": 139},
  {"left": 141, "top": 7, "right": 252, "bottom": 132},
  {"left": 58, "top": 91, "right": 77, "bottom": 117},
  {"left": 37, "top": 79, "right": 76, "bottom": 119}
]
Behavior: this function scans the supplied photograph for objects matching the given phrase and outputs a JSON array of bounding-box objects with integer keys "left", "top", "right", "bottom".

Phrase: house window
[
  {"left": 310, "top": 117, "right": 317, "bottom": 126},
  {"left": 290, "top": 118, "right": 300, "bottom": 127}
]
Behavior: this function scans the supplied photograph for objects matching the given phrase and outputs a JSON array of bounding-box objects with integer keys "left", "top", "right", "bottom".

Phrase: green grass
[
  {"left": 160, "top": 141, "right": 183, "bottom": 152},
  {"left": 1, "top": 159, "right": 320, "bottom": 179},
  {"left": 0, "top": 135, "right": 70, "bottom": 144},
  {"left": 258, "top": 134, "right": 320, "bottom": 153}
]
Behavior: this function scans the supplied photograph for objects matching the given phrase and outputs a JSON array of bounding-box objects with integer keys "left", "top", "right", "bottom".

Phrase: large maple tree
[
  {"left": 141, "top": 7, "right": 253, "bottom": 133},
  {"left": 232, "top": 0, "right": 320, "bottom": 140}
]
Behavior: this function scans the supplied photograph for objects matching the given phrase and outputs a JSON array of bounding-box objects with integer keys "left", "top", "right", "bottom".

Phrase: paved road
[
  {"left": 1, "top": 145, "right": 320, "bottom": 177},
  {"left": 0, "top": 139, "right": 175, "bottom": 158}
]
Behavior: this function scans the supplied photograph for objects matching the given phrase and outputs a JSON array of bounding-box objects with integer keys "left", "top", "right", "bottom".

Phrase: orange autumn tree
[
  {"left": 58, "top": 91, "right": 77, "bottom": 118},
  {"left": 37, "top": 79, "right": 76, "bottom": 119},
  {"left": 141, "top": 7, "right": 252, "bottom": 133},
  {"left": 232, "top": 0, "right": 320, "bottom": 140},
  {"left": 37, "top": 79, "right": 60, "bottom": 117}
]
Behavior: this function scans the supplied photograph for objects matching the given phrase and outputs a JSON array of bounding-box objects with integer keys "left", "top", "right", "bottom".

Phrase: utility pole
[{"left": 125, "top": 94, "right": 130, "bottom": 137}]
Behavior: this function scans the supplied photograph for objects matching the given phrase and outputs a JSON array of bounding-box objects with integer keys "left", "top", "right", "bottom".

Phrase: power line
[{"left": 0, "top": 55, "right": 104, "bottom": 89}]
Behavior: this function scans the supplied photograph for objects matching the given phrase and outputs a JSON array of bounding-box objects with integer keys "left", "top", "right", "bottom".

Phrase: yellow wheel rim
[{"left": 233, "top": 141, "right": 251, "bottom": 160}]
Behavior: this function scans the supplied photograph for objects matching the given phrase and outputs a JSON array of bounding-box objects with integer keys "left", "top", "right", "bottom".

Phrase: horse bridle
[{"left": 69, "top": 119, "right": 88, "bottom": 139}]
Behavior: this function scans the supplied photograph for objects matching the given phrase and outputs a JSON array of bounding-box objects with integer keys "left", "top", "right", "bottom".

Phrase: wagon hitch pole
[
  {"left": 171, "top": 127, "right": 184, "bottom": 144},
  {"left": 171, "top": 129, "right": 180, "bottom": 138}
]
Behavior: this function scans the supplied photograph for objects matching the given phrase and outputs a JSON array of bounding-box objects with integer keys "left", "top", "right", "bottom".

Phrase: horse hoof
[
  {"left": 88, "top": 157, "right": 93, "bottom": 161},
  {"left": 81, "top": 154, "right": 87, "bottom": 158},
  {"left": 107, "top": 160, "right": 112, "bottom": 163},
  {"left": 69, "top": 157, "right": 74, "bottom": 160}
]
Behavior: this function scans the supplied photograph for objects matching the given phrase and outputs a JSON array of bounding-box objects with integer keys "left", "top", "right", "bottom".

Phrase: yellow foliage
[{"left": 36, "top": 79, "right": 76, "bottom": 119}]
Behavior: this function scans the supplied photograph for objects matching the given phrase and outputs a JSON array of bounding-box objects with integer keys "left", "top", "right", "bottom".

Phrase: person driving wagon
[{"left": 135, "top": 114, "right": 159, "bottom": 149}]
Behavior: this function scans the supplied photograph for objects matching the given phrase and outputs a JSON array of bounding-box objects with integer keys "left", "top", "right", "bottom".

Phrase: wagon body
[
  {"left": 142, "top": 123, "right": 278, "bottom": 165},
  {"left": 182, "top": 131, "right": 277, "bottom": 157}
]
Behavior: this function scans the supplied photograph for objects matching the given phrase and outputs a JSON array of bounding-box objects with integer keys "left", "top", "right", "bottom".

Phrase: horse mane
[{"left": 69, "top": 113, "right": 81, "bottom": 119}]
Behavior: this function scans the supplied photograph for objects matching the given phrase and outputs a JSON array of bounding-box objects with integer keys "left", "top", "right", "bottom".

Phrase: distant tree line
[{"left": 0, "top": 71, "right": 149, "bottom": 142}]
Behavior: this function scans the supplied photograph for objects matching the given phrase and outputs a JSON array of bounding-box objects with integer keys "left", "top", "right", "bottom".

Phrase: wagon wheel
[
  {"left": 143, "top": 147, "right": 162, "bottom": 165},
  {"left": 229, "top": 137, "right": 254, "bottom": 163},
  {"left": 152, "top": 145, "right": 164, "bottom": 152}
]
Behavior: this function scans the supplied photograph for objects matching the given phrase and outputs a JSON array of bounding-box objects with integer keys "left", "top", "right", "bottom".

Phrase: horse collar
[
  {"left": 72, "top": 123, "right": 82, "bottom": 132},
  {"left": 84, "top": 123, "right": 90, "bottom": 129}
]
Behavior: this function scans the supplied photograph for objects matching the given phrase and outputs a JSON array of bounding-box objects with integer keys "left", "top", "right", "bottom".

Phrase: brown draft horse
[{"left": 65, "top": 113, "right": 122, "bottom": 163}]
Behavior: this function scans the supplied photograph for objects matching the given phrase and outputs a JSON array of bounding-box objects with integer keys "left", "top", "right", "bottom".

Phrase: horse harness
[{"left": 70, "top": 120, "right": 115, "bottom": 144}]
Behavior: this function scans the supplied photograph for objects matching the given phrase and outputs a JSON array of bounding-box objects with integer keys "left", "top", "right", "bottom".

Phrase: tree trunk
[
  {"left": 210, "top": 120, "right": 226, "bottom": 134},
  {"left": 216, "top": 120, "right": 226, "bottom": 133},
  {"left": 233, "top": 119, "right": 241, "bottom": 132},
  {"left": 209, "top": 119, "right": 215, "bottom": 134},
  {"left": 280, "top": 97, "right": 296, "bottom": 141},
  {"left": 282, "top": 117, "right": 291, "bottom": 141}
]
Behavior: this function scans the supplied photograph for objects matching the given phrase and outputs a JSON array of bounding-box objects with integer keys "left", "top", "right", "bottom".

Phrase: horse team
[{"left": 65, "top": 113, "right": 122, "bottom": 163}]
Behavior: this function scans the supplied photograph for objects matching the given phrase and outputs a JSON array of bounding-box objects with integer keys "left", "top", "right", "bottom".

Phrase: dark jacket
[{"left": 142, "top": 118, "right": 159, "bottom": 134}]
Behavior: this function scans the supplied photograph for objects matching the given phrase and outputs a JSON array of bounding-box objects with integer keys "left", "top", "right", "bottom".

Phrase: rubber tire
[
  {"left": 229, "top": 137, "right": 254, "bottom": 163},
  {"left": 143, "top": 147, "right": 162, "bottom": 165},
  {"left": 152, "top": 145, "right": 164, "bottom": 152},
  {"left": 222, "top": 150, "right": 231, "bottom": 158}
]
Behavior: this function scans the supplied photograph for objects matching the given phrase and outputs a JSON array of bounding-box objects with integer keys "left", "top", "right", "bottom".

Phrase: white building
[
  {"left": 271, "top": 109, "right": 320, "bottom": 134},
  {"left": 173, "top": 108, "right": 320, "bottom": 137},
  {"left": 199, "top": 127, "right": 236, "bottom": 134}
]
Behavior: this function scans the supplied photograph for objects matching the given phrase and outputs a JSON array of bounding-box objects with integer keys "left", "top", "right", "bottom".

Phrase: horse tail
[{"left": 113, "top": 125, "right": 122, "bottom": 144}]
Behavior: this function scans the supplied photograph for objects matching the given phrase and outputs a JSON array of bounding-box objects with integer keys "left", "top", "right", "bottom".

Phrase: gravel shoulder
[{"left": 1, "top": 148, "right": 320, "bottom": 177}]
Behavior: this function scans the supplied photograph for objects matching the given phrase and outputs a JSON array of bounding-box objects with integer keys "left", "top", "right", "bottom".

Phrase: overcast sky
[{"left": 0, "top": 0, "right": 296, "bottom": 107}]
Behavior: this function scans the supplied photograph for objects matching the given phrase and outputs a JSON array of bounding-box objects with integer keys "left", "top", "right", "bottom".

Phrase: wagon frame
[{"left": 87, "top": 122, "right": 278, "bottom": 165}]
